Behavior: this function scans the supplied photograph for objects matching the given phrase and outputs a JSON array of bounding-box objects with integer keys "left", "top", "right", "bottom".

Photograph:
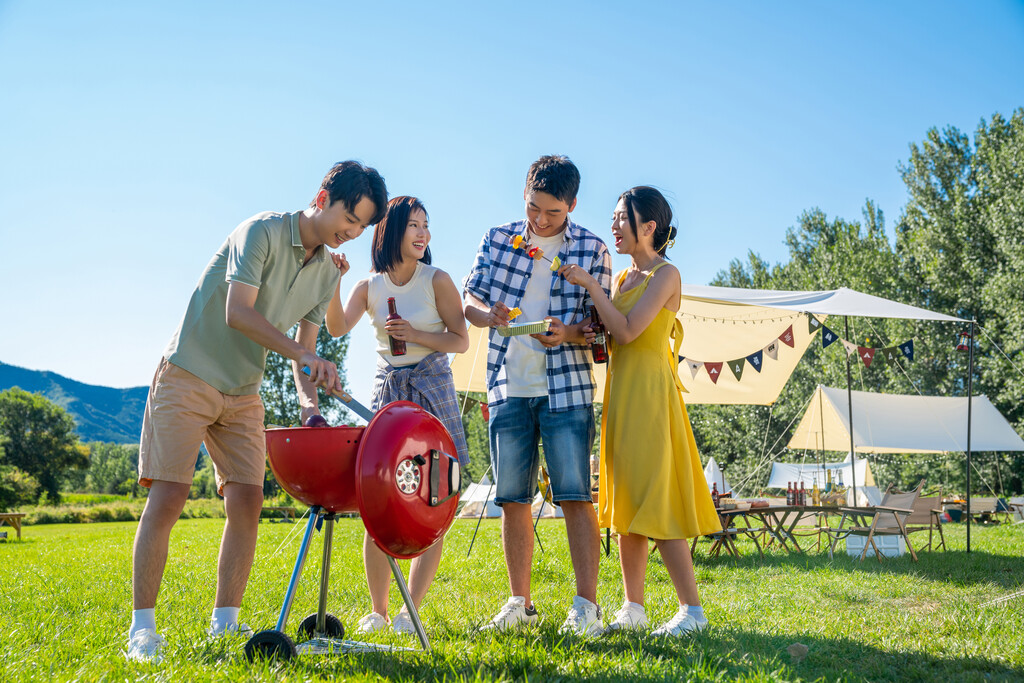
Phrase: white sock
[
  {"left": 210, "top": 606, "right": 240, "bottom": 633},
  {"left": 684, "top": 604, "right": 705, "bottom": 620},
  {"left": 130, "top": 608, "right": 156, "bottom": 638}
]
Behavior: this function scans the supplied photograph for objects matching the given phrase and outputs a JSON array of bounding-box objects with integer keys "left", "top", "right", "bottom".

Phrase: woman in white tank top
[{"left": 325, "top": 196, "right": 469, "bottom": 636}]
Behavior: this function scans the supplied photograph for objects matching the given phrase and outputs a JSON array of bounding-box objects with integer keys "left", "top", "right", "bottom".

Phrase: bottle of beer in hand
[
  {"left": 386, "top": 297, "right": 406, "bottom": 357},
  {"left": 588, "top": 304, "right": 608, "bottom": 364}
]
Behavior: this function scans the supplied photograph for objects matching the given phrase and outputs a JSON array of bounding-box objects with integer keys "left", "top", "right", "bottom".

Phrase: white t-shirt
[
  {"left": 366, "top": 262, "right": 445, "bottom": 367},
  {"left": 505, "top": 231, "right": 565, "bottom": 397}
]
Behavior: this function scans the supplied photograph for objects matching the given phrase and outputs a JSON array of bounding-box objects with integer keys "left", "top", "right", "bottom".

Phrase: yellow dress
[{"left": 598, "top": 264, "right": 722, "bottom": 539}]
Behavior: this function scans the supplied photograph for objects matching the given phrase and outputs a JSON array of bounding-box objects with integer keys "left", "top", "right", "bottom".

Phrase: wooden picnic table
[
  {"left": 261, "top": 506, "right": 298, "bottom": 522},
  {"left": 0, "top": 512, "right": 27, "bottom": 540},
  {"left": 707, "top": 505, "right": 846, "bottom": 556}
]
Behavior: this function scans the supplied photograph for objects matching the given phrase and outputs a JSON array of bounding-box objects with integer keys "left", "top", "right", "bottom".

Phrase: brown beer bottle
[
  {"left": 386, "top": 297, "right": 406, "bottom": 357},
  {"left": 589, "top": 304, "right": 608, "bottom": 364},
  {"left": 800, "top": 482, "right": 807, "bottom": 506}
]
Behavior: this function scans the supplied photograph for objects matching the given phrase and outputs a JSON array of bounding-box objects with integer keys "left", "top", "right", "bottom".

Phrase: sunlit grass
[{"left": 1, "top": 516, "right": 1022, "bottom": 681}]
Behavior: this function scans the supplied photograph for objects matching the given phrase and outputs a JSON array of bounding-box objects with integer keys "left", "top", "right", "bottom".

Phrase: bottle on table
[
  {"left": 386, "top": 297, "right": 406, "bottom": 357},
  {"left": 711, "top": 482, "right": 720, "bottom": 508},
  {"left": 826, "top": 469, "right": 833, "bottom": 493},
  {"left": 812, "top": 481, "right": 821, "bottom": 506},
  {"left": 588, "top": 304, "right": 609, "bottom": 364},
  {"left": 786, "top": 482, "right": 793, "bottom": 506},
  {"left": 799, "top": 481, "right": 807, "bottom": 506}
]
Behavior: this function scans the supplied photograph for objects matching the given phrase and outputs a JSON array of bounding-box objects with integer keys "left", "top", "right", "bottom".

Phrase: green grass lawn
[{"left": 1, "top": 516, "right": 1022, "bottom": 682}]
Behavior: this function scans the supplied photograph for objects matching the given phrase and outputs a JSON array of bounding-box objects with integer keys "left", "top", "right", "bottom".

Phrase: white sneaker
[
  {"left": 651, "top": 607, "right": 708, "bottom": 637},
  {"left": 125, "top": 628, "right": 166, "bottom": 663},
  {"left": 479, "top": 596, "right": 539, "bottom": 632},
  {"left": 356, "top": 612, "right": 388, "bottom": 634},
  {"left": 605, "top": 601, "right": 648, "bottom": 632},
  {"left": 558, "top": 596, "right": 604, "bottom": 637},
  {"left": 391, "top": 608, "right": 417, "bottom": 635},
  {"left": 207, "top": 622, "right": 253, "bottom": 639}
]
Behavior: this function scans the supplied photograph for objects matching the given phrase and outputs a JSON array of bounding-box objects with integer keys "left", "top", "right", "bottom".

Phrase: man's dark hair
[
  {"left": 525, "top": 155, "right": 580, "bottom": 205},
  {"left": 313, "top": 160, "right": 388, "bottom": 225},
  {"left": 371, "top": 196, "right": 432, "bottom": 273}
]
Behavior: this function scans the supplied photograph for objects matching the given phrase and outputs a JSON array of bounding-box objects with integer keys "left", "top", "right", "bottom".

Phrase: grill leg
[
  {"left": 315, "top": 514, "right": 336, "bottom": 634},
  {"left": 387, "top": 555, "right": 430, "bottom": 651},
  {"left": 275, "top": 506, "right": 320, "bottom": 633}
]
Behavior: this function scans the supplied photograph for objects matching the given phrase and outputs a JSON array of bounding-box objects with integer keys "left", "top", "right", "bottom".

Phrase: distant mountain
[{"left": 0, "top": 361, "right": 147, "bottom": 444}]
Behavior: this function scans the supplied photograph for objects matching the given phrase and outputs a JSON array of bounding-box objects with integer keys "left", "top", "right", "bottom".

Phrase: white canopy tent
[
  {"left": 457, "top": 477, "right": 501, "bottom": 518},
  {"left": 703, "top": 456, "right": 732, "bottom": 495},
  {"left": 788, "top": 385, "right": 1024, "bottom": 453}
]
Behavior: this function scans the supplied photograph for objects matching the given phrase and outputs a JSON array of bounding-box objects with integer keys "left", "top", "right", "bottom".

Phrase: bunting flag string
[{"left": 677, "top": 313, "right": 918, "bottom": 385}]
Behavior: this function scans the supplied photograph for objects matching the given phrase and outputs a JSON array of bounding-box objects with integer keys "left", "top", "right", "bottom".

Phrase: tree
[
  {"left": 689, "top": 110, "right": 1024, "bottom": 497},
  {"left": 0, "top": 438, "right": 40, "bottom": 510},
  {"left": 0, "top": 387, "right": 89, "bottom": 503}
]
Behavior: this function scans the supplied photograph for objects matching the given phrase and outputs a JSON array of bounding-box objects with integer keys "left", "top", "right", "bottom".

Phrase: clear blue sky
[{"left": 1, "top": 0, "right": 1022, "bottom": 404}]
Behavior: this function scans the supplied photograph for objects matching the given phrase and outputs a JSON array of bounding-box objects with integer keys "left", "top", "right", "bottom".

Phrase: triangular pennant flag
[
  {"left": 704, "top": 362, "right": 723, "bottom": 384},
  {"left": 677, "top": 355, "right": 685, "bottom": 365},
  {"left": 821, "top": 325, "right": 838, "bottom": 349},
  {"left": 686, "top": 359, "right": 702, "bottom": 379},
  {"left": 880, "top": 346, "right": 900, "bottom": 366},
  {"left": 779, "top": 325, "right": 795, "bottom": 348},
  {"left": 728, "top": 358, "right": 746, "bottom": 381},
  {"left": 858, "top": 346, "right": 876, "bottom": 368},
  {"left": 842, "top": 339, "right": 858, "bottom": 356},
  {"left": 745, "top": 350, "right": 764, "bottom": 373},
  {"left": 898, "top": 340, "right": 914, "bottom": 362},
  {"left": 808, "top": 315, "right": 823, "bottom": 334},
  {"left": 763, "top": 341, "right": 779, "bottom": 361}
]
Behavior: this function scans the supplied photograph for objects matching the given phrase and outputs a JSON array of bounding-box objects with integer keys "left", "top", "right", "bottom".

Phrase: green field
[{"left": 1, "top": 517, "right": 1022, "bottom": 682}]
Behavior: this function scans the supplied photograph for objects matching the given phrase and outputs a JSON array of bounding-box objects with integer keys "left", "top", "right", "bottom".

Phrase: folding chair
[
  {"left": 825, "top": 480, "right": 924, "bottom": 562},
  {"left": 904, "top": 489, "right": 946, "bottom": 552}
]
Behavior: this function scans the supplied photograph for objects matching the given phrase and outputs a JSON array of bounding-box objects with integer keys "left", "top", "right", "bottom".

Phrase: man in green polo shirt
[{"left": 126, "top": 161, "right": 387, "bottom": 663}]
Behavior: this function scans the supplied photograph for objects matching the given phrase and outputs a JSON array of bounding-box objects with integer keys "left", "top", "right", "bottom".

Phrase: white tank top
[{"left": 366, "top": 262, "right": 445, "bottom": 367}]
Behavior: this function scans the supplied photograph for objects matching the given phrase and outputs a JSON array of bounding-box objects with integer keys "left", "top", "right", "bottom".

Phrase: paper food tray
[{"left": 497, "top": 320, "right": 551, "bottom": 337}]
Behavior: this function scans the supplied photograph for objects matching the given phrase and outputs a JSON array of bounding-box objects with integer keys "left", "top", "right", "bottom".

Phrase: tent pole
[
  {"left": 844, "top": 317, "right": 858, "bottom": 505},
  {"left": 818, "top": 386, "right": 826, "bottom": 481},
  {"left": 966, "top": 320, "right": 976, "bottom": 553}
]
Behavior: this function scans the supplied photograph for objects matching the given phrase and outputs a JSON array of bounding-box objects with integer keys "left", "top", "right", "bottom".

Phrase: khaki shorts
[{"left": 139, "top": 358, "right": 265, "bottom": 494}]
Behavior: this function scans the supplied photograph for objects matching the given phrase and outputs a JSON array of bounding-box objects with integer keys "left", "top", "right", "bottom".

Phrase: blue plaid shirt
[{"left": 463, "top": 219, "right": 612, "bottom": 411}]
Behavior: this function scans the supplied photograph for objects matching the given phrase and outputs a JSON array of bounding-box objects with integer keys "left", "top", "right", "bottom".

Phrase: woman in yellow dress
[{"left": 559, "top": 186, "right": 721, "bottom": 637}]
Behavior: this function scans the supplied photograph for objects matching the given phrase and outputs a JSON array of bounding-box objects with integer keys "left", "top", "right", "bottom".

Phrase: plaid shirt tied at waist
[{"left": 371, "top": 351, "right": 469, "bottom": 466}]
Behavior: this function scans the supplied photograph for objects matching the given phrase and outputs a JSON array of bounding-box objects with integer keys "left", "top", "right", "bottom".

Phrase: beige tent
[
  {"left": 452, "top": 284, "right": 962, "bottom": 404},
  {"left": 788, "top": 385, "right": 1024, "bottom": 454}
]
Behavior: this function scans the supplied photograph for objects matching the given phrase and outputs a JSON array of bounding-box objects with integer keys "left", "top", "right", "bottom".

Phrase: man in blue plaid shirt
[{"left": 463, "top": 155, "right": 612, "bottom": 636}]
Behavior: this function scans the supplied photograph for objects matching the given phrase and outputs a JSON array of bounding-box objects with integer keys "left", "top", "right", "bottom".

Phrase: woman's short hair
[{"left": 371, "top": 196, "right": 431, "bottom": 273}]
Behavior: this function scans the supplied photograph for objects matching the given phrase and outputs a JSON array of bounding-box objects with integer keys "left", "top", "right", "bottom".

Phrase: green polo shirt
[{"left": 164, "top": 211, "right": 341, "bottom": 395}]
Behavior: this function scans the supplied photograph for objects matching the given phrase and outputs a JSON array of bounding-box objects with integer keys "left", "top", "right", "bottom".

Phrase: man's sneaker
[
  {"left": 391, "top": 608, "right": 417, "bottom": 635},
  {"left": 356, "top": 612, "right": 388, "bottom": 634},
  {"left": 479, "top": 596, "right": 539, "bottom": 632},
  {"left": 605, "top": 601, "right": 648, "bottom": 632},
  {"left": 558, "top": 596, "right": 604, "bottom": 637},
  {"left": 125, "top": 628, "right": 166, "bottom": 663},
  {"left": 651, "top": 607, "right": 709, "bottom": 637},
  {"left": 207, "top": 622, "right": 253, "bottom": 639}
]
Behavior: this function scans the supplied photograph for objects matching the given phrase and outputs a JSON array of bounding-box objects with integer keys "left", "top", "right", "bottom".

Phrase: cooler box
[{"left": 846, "top": 534, "right": 906, "bottom": 558}]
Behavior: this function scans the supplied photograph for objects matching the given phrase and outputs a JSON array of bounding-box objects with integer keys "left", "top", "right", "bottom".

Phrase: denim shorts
[{"left": 488, "top": 396, "right": 595, "bottom": 505}]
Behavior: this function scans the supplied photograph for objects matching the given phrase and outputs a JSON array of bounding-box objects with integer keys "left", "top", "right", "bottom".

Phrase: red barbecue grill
[{"left": 244, "top": 399, "right": 461, "bottom": 661}]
